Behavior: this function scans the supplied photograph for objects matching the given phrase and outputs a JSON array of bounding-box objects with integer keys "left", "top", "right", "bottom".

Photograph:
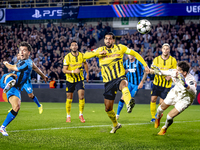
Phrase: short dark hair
[
  {"left": 178, "top": 61, "right": 190, "bottom": 73},
  {"left": 19, "top": 41, "right": 32, "bottom": 52},
  {"left": 104, "top": 32, "right": 115, "bottom": 40},
  {"left": 70, "top": 40, "right": 78, "bottom": 47}
]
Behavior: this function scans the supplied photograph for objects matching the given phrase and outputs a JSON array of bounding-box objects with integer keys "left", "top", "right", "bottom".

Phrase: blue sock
[
  {"left": 32, "top": 96, "right": 41, "bottom": 107},
  {"left": 117, "top": 99, "right": 125, "bottom": 115},
  {"left": 2, "top": 110, "right": 18, "bottom": 127}
]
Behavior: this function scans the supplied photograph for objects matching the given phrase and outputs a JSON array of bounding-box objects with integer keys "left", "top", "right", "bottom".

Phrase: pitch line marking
[{"left": 9, "top": 120, "right": 200, "bottom": 133}]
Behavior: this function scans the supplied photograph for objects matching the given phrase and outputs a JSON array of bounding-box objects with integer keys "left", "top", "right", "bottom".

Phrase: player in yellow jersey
[
  {"left": 62, "top": 40, "right": 89, "bottom": 123},
  {"left": 150, "top": 43, "right": 177, "bottom": 122},
  {"left": 84, "top": 32, "right": 150, "bottom": 133}
]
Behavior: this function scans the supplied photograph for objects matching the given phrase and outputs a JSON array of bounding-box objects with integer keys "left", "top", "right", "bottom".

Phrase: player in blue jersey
[
  {"left": 0, "top": 42, "right": 47, "bottom": 136},
  {"left": 116, "top": 55, "right": 147, "bottom": 119},
  {"left": 19, "top": 54, "right": 46, "bottom": 114}
]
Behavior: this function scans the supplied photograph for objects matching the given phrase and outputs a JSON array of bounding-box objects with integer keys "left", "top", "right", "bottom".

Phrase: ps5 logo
[
  {"left": 32, "top": 9, "right": 62, "bottom": 18},
  {"left": 32, "top": 9, "right": 42, "bottom": 18}
]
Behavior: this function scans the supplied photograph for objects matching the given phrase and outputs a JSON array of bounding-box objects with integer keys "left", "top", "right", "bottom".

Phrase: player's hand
[
  {"left": 138, "top": 82, "right": 143, "bottom": 89},
  {"left": 125, "top": 69, "right": 129, "bottom": 74},
  {"left": 86, "top": 74, "right": 89, "bottom": 83},
  {"left": 43, "top": 76, "right": 48, "bottom": 83},
  {"left": 74, "top": 68, "right": 80, "bottom": 74},
  {"left": 99, "top": 50, "right": 107, "bottom": 56},
  {"left": 151, "top": 65, "right": 162, "bottom": 75},
  {"left": 144, "top": 66, "right": 150, "bottom": 74},
  {"left": 3, "top": 61, "right": 9, "bottom": 66},
  {"left": 165, "top": 76, "right": 171, "bottom": 81}
]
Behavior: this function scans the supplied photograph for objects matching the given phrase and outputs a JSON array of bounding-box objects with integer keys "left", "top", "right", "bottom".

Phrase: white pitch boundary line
[{"left": 9, "top": 120, "right": 200, "bottom": 133}]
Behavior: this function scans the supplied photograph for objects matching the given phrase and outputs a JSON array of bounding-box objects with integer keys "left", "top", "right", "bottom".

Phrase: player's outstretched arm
[
  {"left": 138, "top": 71, "right": 148, "bottom": 89},
  {"left": 83, "top": 48, "right": 106, "bottom": 60},
  {"left": 83, "top": 61, "right": 89, "bottom": 83},
  {"left": 125, "top": 49, "right": 150, "bottom": 74},
  {"left": 32, "top": 62, "right": 48, "bottom": 83},
  {"left": 3, "top": 61, "right": 18, "bottom": 71}
]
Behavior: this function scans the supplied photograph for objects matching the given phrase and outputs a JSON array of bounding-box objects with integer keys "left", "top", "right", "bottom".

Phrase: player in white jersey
[{"left": 151, "top": 61, "right": 197, "bottom": 135}]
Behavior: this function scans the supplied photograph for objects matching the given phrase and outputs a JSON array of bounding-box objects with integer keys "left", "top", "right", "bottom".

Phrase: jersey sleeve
[
  {"left": 82, "top": 53, "right": 86, "bottom": 63},
  {"left": 172, "top": 58, "right": 177, "bottom": 69},
  {"left": 160, "top": 69, "right": 176, "bottom": 77},
  {"left": 186, "top": 79, "right": 197, "bottom": 96},
  {"left": 83, "top": 48, "right": 100, "bottom": 59},
  {"left": 118, "top": 44, "right": 130, "bottom": 53},
  {"left": 125, "top": 49, "right": 147, "bottom": 67},
  {"left": 17, "top": 60, "right": 29, "bottom": 71},
  {"left": 151, "top": 57, "right": 157, "bottom": 66},
  {"left": 63, "top": 55, "right": 69, "bottom": 66}
]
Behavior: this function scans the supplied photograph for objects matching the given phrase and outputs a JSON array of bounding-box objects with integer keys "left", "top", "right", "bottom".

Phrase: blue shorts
[
  {"left": 0, "top": 74, "right": 21, "bottom": 101},
  {"left": 128, "top": 82, "right": 139, "bottom": 98},
  {"left": 22, "top": 79, "right": 33, "bottom": 94}
]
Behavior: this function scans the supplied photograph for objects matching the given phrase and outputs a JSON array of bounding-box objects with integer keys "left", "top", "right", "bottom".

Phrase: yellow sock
[
  {"left": 107, "top": 109, "right": 118, "bottom": 127},
  {"left": 79, "top": 99, "right": 85, "bottom": 115},
  {"left": 150, "top": 102, "right": 156, "bottom": 119},
  {"left": 66, "top": 99, "right": 73, "bottom": 116},
  {"left": 122, "top": 87, "right": 131, "bottom": 105}
]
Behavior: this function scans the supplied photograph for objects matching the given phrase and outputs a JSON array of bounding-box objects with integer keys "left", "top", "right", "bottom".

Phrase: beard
[
  {"left": 105, "top": 43, "right": 113, "bottom": 48},
  {"left": 71, "top": 49, "right": 77, "bottom": 53}
]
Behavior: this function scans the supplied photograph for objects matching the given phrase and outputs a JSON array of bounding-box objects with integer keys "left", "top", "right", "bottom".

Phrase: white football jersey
[{"left": 161, "top": 70, "right": 197, "bottom": 100}]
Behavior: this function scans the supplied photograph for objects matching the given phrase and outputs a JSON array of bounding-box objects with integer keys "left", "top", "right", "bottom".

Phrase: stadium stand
[{"left": 0, "top": 0, "right": 200, "bottom": 86}]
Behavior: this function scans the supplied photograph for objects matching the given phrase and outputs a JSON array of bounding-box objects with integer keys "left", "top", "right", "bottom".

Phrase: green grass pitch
[{"left": 0, "top": 102, "right": 200, "bottom": 150}]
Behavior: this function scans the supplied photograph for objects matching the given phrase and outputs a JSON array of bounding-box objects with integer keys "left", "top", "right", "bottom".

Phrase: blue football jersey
[
  {"left": 14, "top": 58, "right": 33, "bottom": 90},
  {"left": 123, "top": 58, "right": 145, "bottom": 85}
]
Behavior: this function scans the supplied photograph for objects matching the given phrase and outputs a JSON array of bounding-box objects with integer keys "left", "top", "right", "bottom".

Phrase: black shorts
[
  {"left": 151, "top": 84, "right": 170, "bottom": 100},
  {"left": 103, "top": 76, "right": 127, "bottom": 100},
  {"left": 66, "top": 81, "right": 85, "bottom": 93}
]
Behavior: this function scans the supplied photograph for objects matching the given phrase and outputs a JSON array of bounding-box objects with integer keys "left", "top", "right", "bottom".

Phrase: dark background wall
[{"left": 21, "top": 89, "right": 200, "bottom": 105}]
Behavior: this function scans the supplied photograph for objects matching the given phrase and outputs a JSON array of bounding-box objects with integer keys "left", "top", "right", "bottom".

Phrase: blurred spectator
[
  {"left": 145, "top": 77, "right": 152, "bottom": 89},
  {"left": 49, "top": 77, "right": 57, "bottom": 88}
]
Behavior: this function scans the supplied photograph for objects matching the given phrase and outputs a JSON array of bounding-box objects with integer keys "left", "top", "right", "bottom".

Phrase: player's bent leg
[
  {"left": 3, "top": 75, "right": 17, "bottom": 93},
  {"left": 119, "top": 80, "right": 135, "bottom": 113},
  {"left": 1, "top": 96, "right": 21, "bottom": 136},
  {"left": 155, "top": 102, "right": 169, "bottom": 128},
  {"left": 78, "top": 89, "right": 85, "bottom": 123},
  {"left": 150, "top": 96, "right": 157, "bottom": 122},
  {"left": 28, "top": 93, "right": 43, "bottom": 114},
  {"left": 104, "top": 99, "right": 121, "bottom": 133},
  {"left": 116, "top": 99, "right": 125, "bottom": 119}
]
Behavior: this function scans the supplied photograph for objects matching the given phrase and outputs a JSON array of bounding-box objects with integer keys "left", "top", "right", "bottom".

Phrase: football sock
[
  {"left": 150, "top": 102, "right": 156, "bottom": 119},
  {"left": 164, "top": 114, "right": 173, "bottom": 129},
  {"left": 117, "top": 99, "right": 124, "bottom": 115},
  {"left": 79, "top": 99, "right": 85, "bottom": 116},
  {"left": 66, "top": 99, "right": 73, "bottom": 116},
  {"left": 107, "top": 109, "right": 118, "bottom": 127},
  {"left": 32, "top": 96, "right": 41, "bottom": 107},
  {"left": 2, "top": 109, "right": 18, "bottom": 127},
  {"left": 122, "top": 87, "right": 131, "bottom": 105},
  {"left": 156, "top": 105, "right": 164, "bottom": 119}
]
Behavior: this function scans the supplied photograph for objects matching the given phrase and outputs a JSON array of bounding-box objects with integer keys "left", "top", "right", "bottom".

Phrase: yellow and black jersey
[
  {"left": 63, "top": 52, "right": 86, "bottom": 83},
  {"left": 84, "top": 44, "right": 147, "bottom": 83},
  {"left": 152, "top": 55, "right": 177, "bottom": 88}
]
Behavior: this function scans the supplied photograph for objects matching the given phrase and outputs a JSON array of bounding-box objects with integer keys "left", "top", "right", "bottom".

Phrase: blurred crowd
[
  {"left": 0, "top": 20, "right": 110, "bottom": 83},
  {"left": 1, "top": 19, "right": 200, "bottom": 86},
  {"left": 120, "top": 20, "right": 200, "bottom": 82}
]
